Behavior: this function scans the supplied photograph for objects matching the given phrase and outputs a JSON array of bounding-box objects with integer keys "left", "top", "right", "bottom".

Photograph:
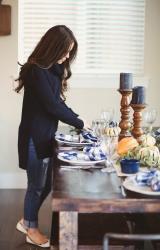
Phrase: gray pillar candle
[
  {"left": 131, "top": 86, "right": 146, "bottom": 104},
  {"left": 120, "top": 73, "right": 133, "bottom": 90}
]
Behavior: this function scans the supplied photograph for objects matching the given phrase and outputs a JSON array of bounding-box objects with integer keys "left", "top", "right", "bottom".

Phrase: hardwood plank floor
[
  {"left": 0, "top": 189, "right": 52, "bottom": 250},
  {"left": 0, "top": 190, "right": 133, "bottom": 250},
  {"left": 0, "top": 190, "right": 160, "bottom": 250}
]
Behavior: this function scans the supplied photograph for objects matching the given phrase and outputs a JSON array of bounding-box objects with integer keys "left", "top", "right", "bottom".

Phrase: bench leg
[{"left": 59, "top": 211, "right": 78, "bottom": 250}]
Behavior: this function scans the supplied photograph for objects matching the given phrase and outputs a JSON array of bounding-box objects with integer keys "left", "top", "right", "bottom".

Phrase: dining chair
[{"left": 103, "top": 233, "right": 160, "bottom": 250}]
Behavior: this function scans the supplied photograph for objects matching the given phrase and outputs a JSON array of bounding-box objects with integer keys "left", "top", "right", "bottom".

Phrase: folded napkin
[
  {"left": 59, "top": 145, "right": 107, "bottom": 162},
  {"left": 56, "top": 133, "right": 79, "bottom": 142},
  {"left": 81, "top": 131, "right": 98, "bottom": 142},
  {"left": 59, "top": 151, "right": 90, "bottom": 161},
  {"left": 150, "top": 175, "right": 160, "bottom": 191},
  {"left": 154, "top": 128, "right": 160, "bottom": 136},
  {"left": 135, "top": 169, "right": 160, "bottom": 191},
  {"left": 109, "top": 121, "right": 118, "bottom": 127},
  {"left": 56, "top": 131, "right": 98, "bottom": 143},
  {"left": 83, "top": 145, "right": 107, "bottom": 161}
]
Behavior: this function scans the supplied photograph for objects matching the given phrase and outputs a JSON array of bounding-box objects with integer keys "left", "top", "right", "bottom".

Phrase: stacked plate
[{"left": 55, "top": 132, "right": 106, "bottom": 166}]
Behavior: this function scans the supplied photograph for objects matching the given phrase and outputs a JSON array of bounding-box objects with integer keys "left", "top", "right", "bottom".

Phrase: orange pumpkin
[{"left": 117, "top": 137, "right": 139, "bottom": 156}]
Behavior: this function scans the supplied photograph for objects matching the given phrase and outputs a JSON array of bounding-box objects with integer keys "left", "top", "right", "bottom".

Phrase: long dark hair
[{"left": 15, "top": 25, "right": 78, "bottom": 99}]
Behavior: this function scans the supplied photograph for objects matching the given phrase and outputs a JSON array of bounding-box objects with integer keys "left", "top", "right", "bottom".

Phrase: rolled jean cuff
[{"left": 24, "top": 219, "right": 38, "bottom": 229}]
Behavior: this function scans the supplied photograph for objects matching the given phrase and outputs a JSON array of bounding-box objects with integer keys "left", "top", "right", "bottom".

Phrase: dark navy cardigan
[{"left": 18, "top": 64, "right": 84, "bottom": 169}]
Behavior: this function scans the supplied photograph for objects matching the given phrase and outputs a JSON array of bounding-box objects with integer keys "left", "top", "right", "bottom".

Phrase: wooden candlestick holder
[
  {"left": 131, "top": 103, "right": 146, "bottom": 141},
  {"left": 118, "top": 89, "right": 132, "bottom": 140}
]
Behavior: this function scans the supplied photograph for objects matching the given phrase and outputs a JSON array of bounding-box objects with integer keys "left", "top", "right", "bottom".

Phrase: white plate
[
  {"left": 58, "top": 154, "right": 106, "bottom": 166},
  {"left": 55, "top": 137, "right": 93, "bottom": 147},
  {"left": 123, "top": 176, "right": 160, "bottom": 196}
]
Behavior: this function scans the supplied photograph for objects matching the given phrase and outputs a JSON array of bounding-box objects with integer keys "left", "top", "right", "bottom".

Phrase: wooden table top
[{"left": 52, "top": 159, "right": 160, "bottom": 213}]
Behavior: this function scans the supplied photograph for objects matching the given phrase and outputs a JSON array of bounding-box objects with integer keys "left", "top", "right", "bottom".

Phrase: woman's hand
[
  {"left": 79, "top": 117, "right": 91, "bottom": 131},
  {"left": 83, "top": 122, "right": 91, "bottom": 131}
]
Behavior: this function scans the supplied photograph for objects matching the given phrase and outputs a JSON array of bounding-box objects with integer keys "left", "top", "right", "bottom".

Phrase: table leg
[
  {"left": 59, "top": 211, "right": 78, "bottom": 250},
  {"left": 50, "top": 212, "right": 59, "bottom": 246}
]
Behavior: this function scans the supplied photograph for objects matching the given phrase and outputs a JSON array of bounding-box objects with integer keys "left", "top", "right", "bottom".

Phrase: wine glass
[
  {"left": 143, "top": 108, "right": 157, "bottom": 133},
  {"left": 100, "top": 108, "right": 115, "bottom": 125},
  {"left": 101, "top": 135, "right": 119, "bottom": 173}
]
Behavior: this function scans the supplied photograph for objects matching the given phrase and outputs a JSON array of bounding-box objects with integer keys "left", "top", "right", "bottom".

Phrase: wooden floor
[
  {"left": 0, "top": 189, "right": 128, "bottom": 250},
  {"left": 0, "top": 189, "right": 160, "bottom": 250},
  {"left": 0, "top": 189, "right": 52, "bottom": 250},
  {"left": 0, "top": 189, "right": 133, "bottom": 250}
]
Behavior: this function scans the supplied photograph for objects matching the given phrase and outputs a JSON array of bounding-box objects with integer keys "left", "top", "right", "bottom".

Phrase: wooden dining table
[{"left": 50, "top": 152, "right": 160, "bottom": 250}]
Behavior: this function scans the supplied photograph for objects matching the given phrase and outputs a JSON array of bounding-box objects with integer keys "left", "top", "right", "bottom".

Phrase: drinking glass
[
  {"left": 91, "top": 119, "right": 105, "bottom": 138},
  {"left": 100, "top": 108, "right": 115, "bottom": 125},
  {"left": 143, "top": 108, "right": 157, "bottom": 133},
  {"left": 101, "top": 135, "right": 119, "bottom": 173}
]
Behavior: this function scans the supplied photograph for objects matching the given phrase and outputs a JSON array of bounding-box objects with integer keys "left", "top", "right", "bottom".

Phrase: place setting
[
  {"left": 56, "top": 130, "right": 108, "bottom": 170},
  {"left": 123, "top": 169, "right": 160, "bottom": 197},
  {"left": 55, "top": 130, "right": 98, "bottom": 147},
  {"left": 56, "top": 105, "right": 126, "bottom": 173},
  {"left": 55, "top": 124, "right": 120, "bottom": 171}
]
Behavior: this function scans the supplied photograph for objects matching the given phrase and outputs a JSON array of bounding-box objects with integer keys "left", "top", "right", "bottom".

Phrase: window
[{"left": 18, "top": 0, "right": 145, "bottom": 87}]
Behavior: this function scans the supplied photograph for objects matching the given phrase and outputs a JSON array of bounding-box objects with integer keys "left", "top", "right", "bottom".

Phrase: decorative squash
[
  {"left": 117, "top": 137, "right": 139, "bottom": 156},
  {"left": 140, "top": 134, "right": 156, "bottom": 147},
  {"left": 103, "top": 121, "right": 121, "bottom": 137},
  {"left": 104, "top": 126, "right": 121, "bottom": 137},
  {"left": 136, "top": 145, "right": 160, "bottom": 167}
]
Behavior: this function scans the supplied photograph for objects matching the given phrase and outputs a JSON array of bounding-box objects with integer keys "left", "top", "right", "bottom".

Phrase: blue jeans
[{"left": 24, "top": 138, "right": 53, "bottom": 228}]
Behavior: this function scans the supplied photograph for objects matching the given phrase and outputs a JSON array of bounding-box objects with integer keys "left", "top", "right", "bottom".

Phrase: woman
[{"left": 15, "top": 25, "right": 89, "bottom": 248}]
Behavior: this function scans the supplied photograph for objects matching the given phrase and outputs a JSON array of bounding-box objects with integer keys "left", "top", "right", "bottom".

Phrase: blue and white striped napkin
[
  {"left": 59, "top": 145, "right": 107, "bottom": 162},
  {"left": 135, "top": 169, "right": 160, "bottom": 191},
  {"left": 59, "top": 151, "right": 78, "bottom": 160},
  {"left": 81, "top": 131, "right": 98, "bottom": 142},
  {"left": 83, "top": 145, "right": 107, "bottom": 161},
  {"left": 56, "top": 133, "right": 79, "bottom": 142},
  {"left": 59, "top": 151, "right": 91, "bottom": 161},
  {"left": 154, "top": 128, "right": 160, "bottom": 136},
  {"left": 56, "top": 131, "right": 98, "bottom": 143}
]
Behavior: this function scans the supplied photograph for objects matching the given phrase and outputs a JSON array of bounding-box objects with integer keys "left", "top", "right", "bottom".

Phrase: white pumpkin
[
  {"left": 140, "top": 134, "right": 156, "bottom": 147},
  {"left": 136, "top": 145, "right": 160, "bottom": 167},
  {"left": 104, "top": 126, "right": 121, "bottom": 137}
]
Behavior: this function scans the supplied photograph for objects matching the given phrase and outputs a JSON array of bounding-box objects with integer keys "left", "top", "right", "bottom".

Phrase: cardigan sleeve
[
  {"left": 30, "top": 66, "right": 84, "bottom": 129},
  {"left": 60, "top": 99, "right": 79, "bottom": 117}
]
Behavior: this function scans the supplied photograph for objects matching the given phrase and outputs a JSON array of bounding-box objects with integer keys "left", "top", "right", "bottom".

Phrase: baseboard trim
[{"left": 0, "top": 172, "right": 27, "bottom": 189}]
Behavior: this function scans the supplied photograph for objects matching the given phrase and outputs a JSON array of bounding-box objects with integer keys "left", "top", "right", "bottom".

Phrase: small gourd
[
  {"left": 104, "top": 121, "right": 121, "bottom": 137},
  {"left": 117, "top": 137, "right": 139, "bottom": 156},
  {"left": 136, "top": 145, "right": 160, "bottom": 167},
  {"left": 140, "top": 134, "right": 156, "bottom": 147},
  {"left": 104, "top": 126, "right": 121, "bottom": 136}
]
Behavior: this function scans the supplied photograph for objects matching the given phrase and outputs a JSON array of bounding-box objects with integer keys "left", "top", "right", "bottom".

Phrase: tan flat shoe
[
  {"left": 16, "top": 221, "right": 28, "bottom": 234},
  {"left": 26, "top": 235, "right": 50, "bottom": 248}
]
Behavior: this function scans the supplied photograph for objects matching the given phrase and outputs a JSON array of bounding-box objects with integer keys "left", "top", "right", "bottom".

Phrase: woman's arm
[
  {"left": 31, "top": 66, "right": 84, "bottom": 129},
  {"left": 60, "top": 99, "right": 79, "bottom": 117}
]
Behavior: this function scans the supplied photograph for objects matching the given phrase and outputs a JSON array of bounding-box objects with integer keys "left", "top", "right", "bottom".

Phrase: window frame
[{"left": 18, "top": 0, "right": 147, "bottom": 88}]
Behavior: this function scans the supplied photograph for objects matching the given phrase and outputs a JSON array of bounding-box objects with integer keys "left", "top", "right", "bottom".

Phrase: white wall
[
  {"left": 0, "top": 0, "right": 160, "bottom": 187},
  {"left": 0, "top": 0, "right": 26, "bottom": 187},
  {"left": 0, "top": 0, "right": 22, "bottom": 175}
]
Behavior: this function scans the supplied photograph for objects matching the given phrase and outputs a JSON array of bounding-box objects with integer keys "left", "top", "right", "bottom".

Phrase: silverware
[
  {"left": 120, "top": 185, "right": 127, "bottom": 197},
  {"left": 60, "top": 165, "right": 94, "bottom": 173},
  {"left": 58, "top": 146, "right": 83, "bottom": 151},
  {"left": 60, "top": 165, "right": 103, "bottom": 170}
]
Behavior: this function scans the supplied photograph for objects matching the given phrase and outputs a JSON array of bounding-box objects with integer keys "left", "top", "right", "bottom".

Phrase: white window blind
[{"left": 18, "top": 0, "right": 145, "bottom": 76}]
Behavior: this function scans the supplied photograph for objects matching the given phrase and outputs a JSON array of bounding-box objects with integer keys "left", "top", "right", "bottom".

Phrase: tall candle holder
[
  {"left": 131, "top": 103, "right": 146, "bottom": 142},
  {"left": 118, "top": 89, "right": 132, "bottom": 140}
]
